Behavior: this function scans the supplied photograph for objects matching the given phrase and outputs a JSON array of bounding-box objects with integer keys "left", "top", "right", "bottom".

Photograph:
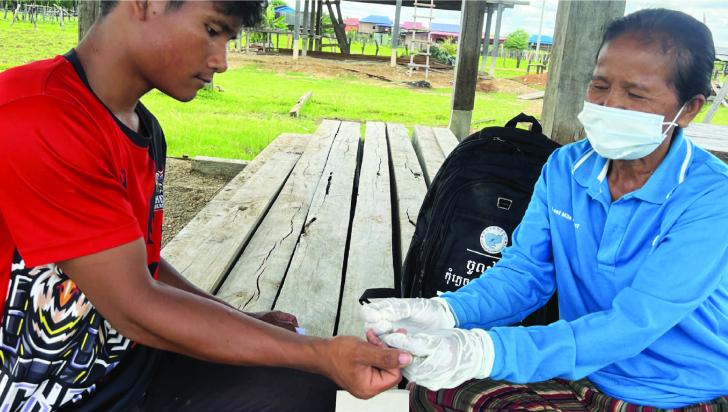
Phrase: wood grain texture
[
  {"left": 217, "top": 121, "right": 341, "bottom": 311},
  {"left": 337, "top": 122, "right": 394, "bottom": 337},
  {"left": 273, "top": 121, "right": 361, "bottom": 337},
  {"left": 386, "top": 123, "right": 427, "bottom": 265},
  {"left": 432, "top": 127, "right": 459, "bottom": 157},
  {"left": 412, "top": 125, "right": 446, "bottom": 186},
  {"left": 162, "top": 135, "right": 309, "bottom": 293}
]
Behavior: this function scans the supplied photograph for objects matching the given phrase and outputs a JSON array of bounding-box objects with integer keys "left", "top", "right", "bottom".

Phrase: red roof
[{"left": 344, "top": 18, "right": 359, "bottom": 26}]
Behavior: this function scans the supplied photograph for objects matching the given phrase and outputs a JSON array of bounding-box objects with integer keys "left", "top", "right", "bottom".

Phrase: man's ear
[{"left": 677, "top": 94, "right": 706, "bottom": 128}]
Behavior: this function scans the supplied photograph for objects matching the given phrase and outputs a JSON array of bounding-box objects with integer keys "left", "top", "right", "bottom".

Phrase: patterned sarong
[{"left": 410, "top": 378, "right": 728, "bottom": 412}]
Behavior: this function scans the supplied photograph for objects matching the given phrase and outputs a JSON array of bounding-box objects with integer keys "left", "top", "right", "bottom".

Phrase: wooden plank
[
  {"left": 704, "top": 77, "right": 728, "bottom": 123},
  {"left": 685, "top": 123, "right": 728, "bottom": 153},
  {"left": 432, "top": 127, "right": 459, "bottom": 157},
  {"left": 162, "top": 136, "right": 308, "bottom": 293},
  {"left": 273, "top": 122, "right": 361, "bottom": 337},
  {"left": 289, "top": 91, "right": 313, "bottom": 118},
  {"left": 518, "top": 90, "right": 545, "bottom": 100},
  {"left": 387, "top": 123, "right": 427, "bottom": 262},
  {"left": 412, "top": 125, "right": 446, "bottom": 186},
  {"left": 164, "top": 135, "right": 308, "bottom": 250},
  {"left": 337, "top": 122, "right": 395, "bottom": 337},
  {"left": 206, "top": 134, "right": 309, "bottom": 206},
  {"left": 216, "top": 120, "right": 341, "bottom": 311}
]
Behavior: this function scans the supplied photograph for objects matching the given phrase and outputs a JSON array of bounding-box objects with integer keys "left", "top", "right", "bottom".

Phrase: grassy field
[
  {"left": 3, "top": 18, "right": 727, "bottom": 160},
  {"left": 141, "top": 63, "right": 529, "bottom": 159},
  {"left": 0, "top": 19, "right": 78, "bottom": 71}
]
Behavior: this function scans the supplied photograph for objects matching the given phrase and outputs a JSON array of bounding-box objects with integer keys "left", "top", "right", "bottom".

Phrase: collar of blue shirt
[{"left": 572, "top": 129, "right": 694, "bottom": 205}]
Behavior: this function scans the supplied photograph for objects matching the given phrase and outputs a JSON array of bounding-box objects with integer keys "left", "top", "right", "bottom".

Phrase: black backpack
[{"left": 361, "top": 113, "right": 561, "bottom": 326}]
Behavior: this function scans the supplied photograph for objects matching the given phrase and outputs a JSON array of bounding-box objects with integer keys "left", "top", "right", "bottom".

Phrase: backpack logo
[{"left": 480, "top": 226, "right": 508, "bottom": 254}]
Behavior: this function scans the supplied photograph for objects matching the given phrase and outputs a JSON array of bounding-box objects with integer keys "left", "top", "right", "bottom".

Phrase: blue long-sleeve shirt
[{"left": 443, "top": 130, "right": 728, "bottom": 408}]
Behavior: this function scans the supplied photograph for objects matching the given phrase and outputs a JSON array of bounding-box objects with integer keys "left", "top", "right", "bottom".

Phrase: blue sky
[{"left": 338, "top": 0, "right": 728, "bottom": 47}]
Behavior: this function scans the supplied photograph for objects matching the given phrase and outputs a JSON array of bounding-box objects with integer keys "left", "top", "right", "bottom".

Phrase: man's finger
[
  {"left": 369, "top": 366, "right": 402, "bottom": 393},
  {"left": 366, "top": 329, "right": 386, "bottom": 347},
  {"left": 360, "top": 344, "right": 412, "bottom": 370}
]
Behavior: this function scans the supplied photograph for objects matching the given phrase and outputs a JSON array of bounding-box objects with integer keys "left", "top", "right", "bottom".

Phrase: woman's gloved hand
[
  {"left": 361, "top": 297, "right": 457, "bottom": 335},
  {"left": 379, "top": 328, "right": 495, "bottom": 391}
]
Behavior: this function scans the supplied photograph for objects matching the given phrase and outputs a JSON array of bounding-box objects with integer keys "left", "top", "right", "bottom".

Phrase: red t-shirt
[{"left": 0, "top": 51, "right": 165, "bottom": 408}]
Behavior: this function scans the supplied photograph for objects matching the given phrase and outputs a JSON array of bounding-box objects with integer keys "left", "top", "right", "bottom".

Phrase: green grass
[
  {"left": 0, "top": 18, "right": 78, "bottom": 71},
  {"left": 3, "top": 18, "right": 728, "bottom": 161},
  {"left": 141, "top": 63, "right": 528, "bottom": 159}
]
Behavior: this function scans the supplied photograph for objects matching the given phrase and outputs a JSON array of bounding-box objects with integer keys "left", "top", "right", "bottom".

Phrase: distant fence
[{"left": 2, "top": 2, "right": 77, "bottom": 28}]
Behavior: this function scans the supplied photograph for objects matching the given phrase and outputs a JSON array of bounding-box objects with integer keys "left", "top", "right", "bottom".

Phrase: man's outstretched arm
[
  {"left": 59, "top": 238, "right": 411, "bottom": 399},
  {"left": 156, "top": 257, "right": 298, "bottom": 331}
]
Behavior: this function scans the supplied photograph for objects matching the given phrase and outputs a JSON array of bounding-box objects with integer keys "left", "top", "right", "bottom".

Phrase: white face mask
[{"left": 577, "top": 101, "right": 686, "bottom": 160}]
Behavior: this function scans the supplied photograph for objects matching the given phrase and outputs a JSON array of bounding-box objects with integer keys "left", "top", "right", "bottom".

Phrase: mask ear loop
[{"left": 662, "top": 102, "right": 688, "bottom": 138}]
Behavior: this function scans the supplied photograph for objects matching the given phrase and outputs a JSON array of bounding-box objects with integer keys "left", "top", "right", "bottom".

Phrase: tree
[{"left": 503, "top": 29, "right": 529, "bottom": 68}]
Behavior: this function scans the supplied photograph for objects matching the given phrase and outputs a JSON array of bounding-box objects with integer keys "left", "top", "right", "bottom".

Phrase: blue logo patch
[{"left": 480, "top": 226, "right": 508, "bottom": 254}]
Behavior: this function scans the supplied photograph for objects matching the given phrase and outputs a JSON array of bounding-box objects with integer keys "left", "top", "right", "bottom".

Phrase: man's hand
[
  {"left": 248, "top": 310, "right": 298, "bottom": 332},
  {"left": 377, "top": 328, "right": 495, "bottom": 391},
  {"left": 317, "top": 336, "right": 412, "bottom": 399},
  {"left": 361, "top": 297, "right": 457, "bottom": 335}
]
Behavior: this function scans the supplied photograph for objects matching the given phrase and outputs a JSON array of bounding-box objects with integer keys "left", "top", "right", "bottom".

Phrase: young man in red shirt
[{"left": 0, "top": 1, "right": 410, "bottom": 410}]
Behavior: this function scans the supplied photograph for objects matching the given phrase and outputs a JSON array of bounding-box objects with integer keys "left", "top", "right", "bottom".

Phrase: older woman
[{"left": 363, "top": 8, "right": 728, "bottom": 410}]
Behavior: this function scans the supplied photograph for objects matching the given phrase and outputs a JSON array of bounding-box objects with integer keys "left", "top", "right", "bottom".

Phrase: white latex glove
[
  {"left": 361, "top": 297, "right": 457, "bottom": 335},
  {"left": 380, "top": 328, "right": 495, "bottom": 391}
]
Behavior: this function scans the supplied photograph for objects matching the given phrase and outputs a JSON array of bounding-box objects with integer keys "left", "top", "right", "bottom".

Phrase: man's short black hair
[
  {"left": 99, "top": 0, "right": 266, "bottom": 28},
  {"left": 599, "top": 9, "right": 715, "bottom": 105}
]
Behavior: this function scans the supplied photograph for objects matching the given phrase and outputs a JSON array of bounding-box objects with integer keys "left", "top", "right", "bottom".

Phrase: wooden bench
[
  {"left": 685, "top": 123, "right": 728, "bottom": 161},
  {"left": 161, "top": 120, "right": 459, "bottom": 337},
  {"left": 161, "top": 120, "right": 728, "bottom": 338}
]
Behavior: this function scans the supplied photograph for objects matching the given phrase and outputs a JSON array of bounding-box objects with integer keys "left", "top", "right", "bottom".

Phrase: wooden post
[
  {"left": 308, "top": 0, "right": 317, "bottom": 51},
  {"left": 315, "top": 0, "right": 323, "bottom": 51},
  {"left": 704, "top": 77, "right": 728, "bottom": 124},
  {"left": 293, "top": 0, "right": 301, "bottom": 60},
  {"left": 324, "top": 0, "right": 350, "bottom": 54},
  {"left": 391, "top": 0, "right": 402, "bottom": 67},
  {"left": 289, "top": 91, "right": 313, "bottom": 117},
  {"left": 449, "top": 0, "right": 486, "bottom": 140},
  {"left": 78, "top": 0, "right": 100, "bottom": 43},
  {"left": 488, "top": 3, "right": 504, "bottom": 77},
  {"left": 11, "top": 3, "right": 19, "bottom": 26},
  {"left": 56, "top": 5, "right": 64, "bottom": 29},
  {"left": 480, "top": 4, "right": 493, "bottom": 75},
  {"left": 541, "top": 0, "right": 625, "bottom": 144}
]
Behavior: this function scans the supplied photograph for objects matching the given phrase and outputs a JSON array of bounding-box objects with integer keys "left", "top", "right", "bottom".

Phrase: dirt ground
[
  {"left": 162, "top": 53, "right": 546, "bottom": 244},
  {"left": 227, "top": 52, "right": 542, "bottom": 96},
  {"left": 162, "top": 158, "right": 231, "bottom": 247}
]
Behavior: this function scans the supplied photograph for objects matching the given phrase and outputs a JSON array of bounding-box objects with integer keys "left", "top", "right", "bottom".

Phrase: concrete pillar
[
  {"left": 302, "top": 0, "right": 309, "bottom": 56},
  {"left": 541, "top": 0, "right": 625, "bottom": 144},
  {"left": 391, "top": 0, "right": 402, "bottom": 67},
  {"left": 488, "top": 3, "right": 504, "bottom": 77},
  {"left": 449, "top": 0, "right": 487, "bottom": 140},
  {"left": 293, "top": 0, "right": 301, "bottom": 60},
  {"left": 480, "top": 5, "right": 493, "bottom": 75}
]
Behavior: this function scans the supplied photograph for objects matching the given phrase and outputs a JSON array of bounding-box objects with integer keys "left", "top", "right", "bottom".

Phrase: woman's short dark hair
[
  {"left": 100, "top": 1, "right": 266, "bottom": 28},
  {"left": 599, "top": 9, "right": 715, "bottom": 105}
]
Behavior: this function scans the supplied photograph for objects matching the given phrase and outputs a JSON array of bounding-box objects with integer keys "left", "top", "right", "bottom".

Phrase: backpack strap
[
  {"left": 505, "top": 113, "right": 542, "bottom": 135},
  {"left": 359, "top": 288, "right": 400, "bottom": 304}
]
